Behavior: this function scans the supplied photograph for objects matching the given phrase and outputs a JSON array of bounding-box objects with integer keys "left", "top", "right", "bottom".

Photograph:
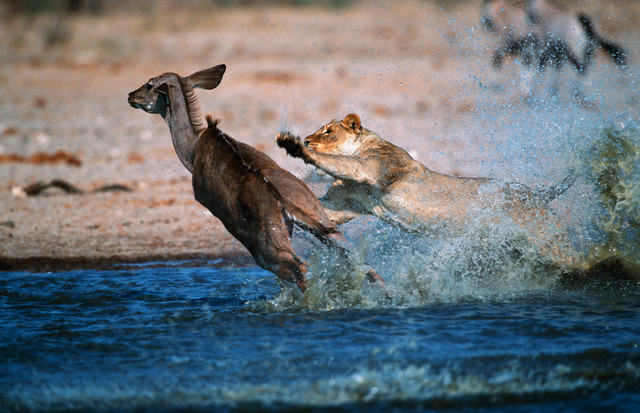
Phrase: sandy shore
[{"left": 1, "top": 0, "right": 639, "bottom": 272}]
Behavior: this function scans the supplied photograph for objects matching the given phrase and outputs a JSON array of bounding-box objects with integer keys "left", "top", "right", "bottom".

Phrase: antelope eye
[
  {"left": 323, "top": 128, "right": 331, "bottom": 134},
  {"left": 145, "top": 82, "right": 153, "bottom": 90}
]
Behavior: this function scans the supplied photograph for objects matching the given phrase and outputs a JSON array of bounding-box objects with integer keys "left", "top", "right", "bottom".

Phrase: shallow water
[{"left": 2, "top": 261, "right": 640, "bottom": 412}]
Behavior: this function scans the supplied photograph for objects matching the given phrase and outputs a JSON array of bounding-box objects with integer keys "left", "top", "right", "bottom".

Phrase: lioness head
[{"left": 304, "top": 113, "right": 365, "bottom": 155}]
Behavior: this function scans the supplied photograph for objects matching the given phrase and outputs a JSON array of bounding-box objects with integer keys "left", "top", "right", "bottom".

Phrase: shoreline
[{"left": 0, "top": 252, "right": 255, "bottom": 273}]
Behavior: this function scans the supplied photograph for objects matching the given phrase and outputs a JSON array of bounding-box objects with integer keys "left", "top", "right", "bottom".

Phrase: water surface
[{"left": 2, "top": 261, "right": 639, "bottom": 412}]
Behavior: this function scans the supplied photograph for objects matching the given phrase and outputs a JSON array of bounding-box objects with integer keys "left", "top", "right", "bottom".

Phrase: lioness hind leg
[{"left": 320, "top": 231, "right": 387, "bottom": 288}]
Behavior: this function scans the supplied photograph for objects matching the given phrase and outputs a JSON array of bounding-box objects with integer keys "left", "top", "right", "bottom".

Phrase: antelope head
[
  {"left": 127, "top": 64, "right": 227, "bottom": 173},
  {"left": 128, "top": 64, "right": 227, "bottom": 120}
]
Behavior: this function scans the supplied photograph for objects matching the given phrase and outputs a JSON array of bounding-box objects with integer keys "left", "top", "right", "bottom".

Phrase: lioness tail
[{"left": 536, "top": 169, "right": 578, "bottom": 205}]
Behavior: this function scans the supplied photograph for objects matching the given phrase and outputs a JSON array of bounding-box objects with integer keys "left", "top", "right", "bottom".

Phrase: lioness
[{"left": 276, "top": 113, "right": 580, "bottom": 268}]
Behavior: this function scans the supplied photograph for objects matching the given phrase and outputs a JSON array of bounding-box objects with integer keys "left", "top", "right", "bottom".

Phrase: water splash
[
  {"left": 582, "top": 123, "right": 640, "bottom": 265},
  {"left": 364, "top": 220, "right": 566, "bottom": 303},
  {"left": 261, "top": 113, "right": 640, "bottom": 312},
  {"left": 250, "top": 247, "right": 389, "bottom": 312},
  {"left": 258, "top": 136, "right": 640, "bottom": 311},
  {"left": 278, "top": 105, "right": 288, "bottom": 133},
  {"left": 250, "top": 215, "right": 571, "bottom": 312}
]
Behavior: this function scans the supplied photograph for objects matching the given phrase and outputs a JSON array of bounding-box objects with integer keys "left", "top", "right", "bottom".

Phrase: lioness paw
[{"left": 276, "top": 132, "right": 306, "bottom": 158}]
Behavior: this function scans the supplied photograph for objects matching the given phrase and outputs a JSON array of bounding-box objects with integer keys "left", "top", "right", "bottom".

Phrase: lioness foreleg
[
  {"left": 320, "top": 182, "right": 366, "bottom": 225},
  {"left": 275, "top": 132, "right": 308, "bottom": 160},
  {"left": 276, "top": 132, "right": 378, "bottom": 185}
]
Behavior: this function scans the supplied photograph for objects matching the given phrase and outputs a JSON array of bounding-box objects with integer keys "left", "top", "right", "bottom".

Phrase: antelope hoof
[
  {"left": 366, "top": 270, "right": 393, "bottom": 300},
  {"left": 366, "top": 270, "right": 385, "bottom": 285},
  {"left": 296, "top": 276, "right": 309, "bottom": 293}
]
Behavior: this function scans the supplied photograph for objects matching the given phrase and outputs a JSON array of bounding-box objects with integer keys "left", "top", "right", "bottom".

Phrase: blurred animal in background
[
  {"left": 128, "top": 65, "right": 383, "bottom": 292},
  {"left": 481, "top": 0, "right": 627, "bottom": 105},
  {"left": 482, "top": 0, "right": 537, "bottom": 72},
  {"left": 277, "top": 113, "right": 581, "bottom": 269}
]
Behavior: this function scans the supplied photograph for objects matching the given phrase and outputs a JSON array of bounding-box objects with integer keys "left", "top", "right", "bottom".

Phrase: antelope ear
[
  {"left": 185, "top": 64, "right": 227, "bottom": 90},
  {"left": 342, "top": 113, "right": 361, "bottom": 133},
  {"left": 153, "top": 82, "right": 169, "bottom": 96},
  {"left": 152, "top": 83, "right": 169, "bottom": 116}
]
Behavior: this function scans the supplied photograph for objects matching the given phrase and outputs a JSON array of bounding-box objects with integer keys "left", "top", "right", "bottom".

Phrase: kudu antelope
[
  {"left": 482, "top": 0, "right": 626, "bottom": 103},
  {"left": 128, "top": 65, "right": 382, "bottom": 292}
]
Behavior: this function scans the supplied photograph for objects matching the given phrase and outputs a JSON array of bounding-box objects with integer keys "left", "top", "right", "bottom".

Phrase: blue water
[{"left": 2, "top": 261, "right": 640, "bottom": 412}]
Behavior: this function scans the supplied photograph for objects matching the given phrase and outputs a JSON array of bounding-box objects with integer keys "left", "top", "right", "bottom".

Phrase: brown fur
[
  {"left": 277, "top": 113, "right": 581, "bottom": 268},
  {"left": 128, "top": 67, "right": 381, "bottom": 292}
]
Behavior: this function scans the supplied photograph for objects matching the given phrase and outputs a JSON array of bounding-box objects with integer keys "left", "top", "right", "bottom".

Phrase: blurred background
[{"left": 1, "top": 0, "right": 638, "bottom": 262}]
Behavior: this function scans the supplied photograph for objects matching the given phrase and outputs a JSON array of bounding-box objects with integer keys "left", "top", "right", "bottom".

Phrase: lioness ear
[
  {"left": 185, "top": 64, "right": 227, "bottom": 90},
  {"left": 343, "top": 113, "right": 361, "bottom": 133}
]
